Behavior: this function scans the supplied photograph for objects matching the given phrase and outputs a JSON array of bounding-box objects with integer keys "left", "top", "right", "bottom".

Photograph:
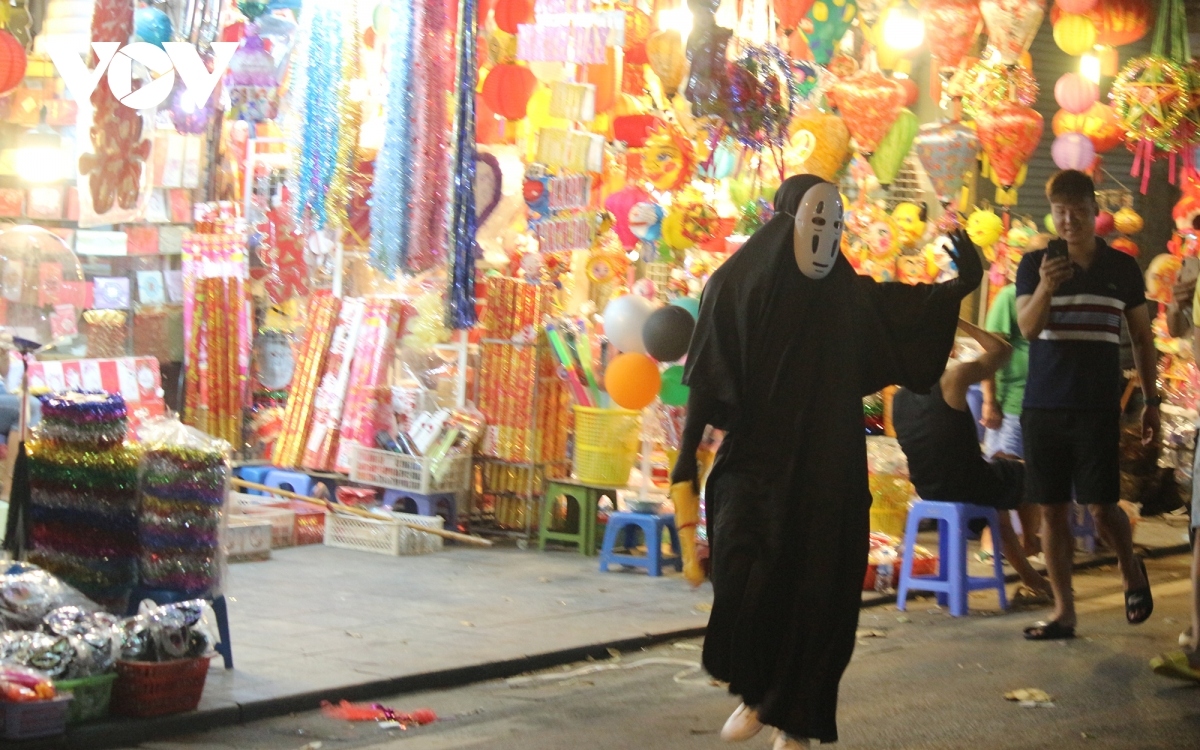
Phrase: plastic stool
[
  {"left": 381, "top": 489, "right": 457, "bottom": 531},
  {"left": 127, "top": 588, "right": 233, "bottom": 669},
  {"left": 896, "top": 500, "right": 1008, "bottom": 617},
  {"left": 1069, "top": 501, "right": 1097, "bottom": 553},
  {"left": 966, "top": 384, "right": 985, "bottom": 442},
  {"left": 599, "top": 512, "right": 682, "bottom": 577},
  {"left": 539, "top": 480, "right": 619, "bottom": 556},
  {"left": 263, "top": 469, "right": 316, "bottom": 499},
  {"left": 236, "top": 466, "right": 274, "bottom": 495}
]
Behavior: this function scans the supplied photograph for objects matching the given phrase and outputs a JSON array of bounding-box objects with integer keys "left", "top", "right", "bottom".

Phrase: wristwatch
[{"left": 1145, "top": 395, "right": 1162, "bottom": 407}]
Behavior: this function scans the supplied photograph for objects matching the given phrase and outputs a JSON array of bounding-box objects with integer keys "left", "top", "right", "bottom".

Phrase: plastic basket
[
  {"left": 572, "top": 407, "right": 641, "bottom": 486},
  {"left": 324, "top": 510, "right": 444, "bottom": 556},
  {"left": 1, "top": 696, "right": 72, "bottom": 739},
  {"left": 241, "top": 507, "right": 296, "bottom": 548},
  {"left": 110, "top": 657, "right": 211, "bottom": 718},
  {"left": 230, "top": 491, "right": 290, "bottom": 512},
  {"left": 350, "top": 446, "right": 472, "bottom": 494},
  {"left": 55, "top": 673, "right": 117, "bottom": 725},
  {"left": 869, "top": 474, "right": 913, "bottom": 538}
]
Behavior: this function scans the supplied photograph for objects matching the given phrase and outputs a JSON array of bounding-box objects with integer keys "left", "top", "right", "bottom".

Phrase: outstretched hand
[{"left": 947, "top": 229, "right": 983, "bottom": 294}]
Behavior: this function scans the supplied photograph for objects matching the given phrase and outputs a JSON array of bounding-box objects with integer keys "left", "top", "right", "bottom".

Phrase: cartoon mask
[
  {"left": 891, "top": 202, "right": 926, "bottom": 247},
  {"left": 792, "top": 182, "right": 844, "bottom": 280},
  {"left": 642, "top": 123, "right": 694, "bottom": 192}
]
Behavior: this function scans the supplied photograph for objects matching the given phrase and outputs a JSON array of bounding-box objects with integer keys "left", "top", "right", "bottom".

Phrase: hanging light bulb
[
  {"left": 1080, "top": 52, "right": 1101, "bottom": 84},
  {"left": 15, "top": 107, "right": 66, "bottom": 184},
  {"left": 882, "top": 1, "right": 925, "bottom": 53}
]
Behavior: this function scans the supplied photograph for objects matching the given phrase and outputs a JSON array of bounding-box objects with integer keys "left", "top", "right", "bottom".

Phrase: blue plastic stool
[
  {"left": 235, "top": 466, "right": 274, "bottom": 495},
  {"left": 896, "top": 500, "right": 1009, "bottom": 617},
  {"left": 263, "top": 469, "right": 316, "bottom": 499},
  {"left": 598, "top": 512, "right": 682, "bottom": 577},
  {"left": 966, "top": 384, "right": 986, "bottom": 442},
  {"left": 1069, "top": 501, "right": 1097, "bottom": 553},
  {"left": 127, "top": 588, "right": 233, "bottom": 669},
  {"left": 381, "top": 489, "right": 458, "bottom": 531}
]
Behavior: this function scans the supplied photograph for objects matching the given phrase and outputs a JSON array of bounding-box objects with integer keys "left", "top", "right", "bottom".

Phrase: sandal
[
  {"left": 1011, "top": 586, "right": 1054, "bottom": 609},
  {"left": 1125, "top": 557, "right": 1153, "bottom": 625},
  {"left": 1150, "top": 651, "right": 1200, "bottom": 683},
  {"left": 1023, "top": 620, "right": 1076, "bottom": 640}
]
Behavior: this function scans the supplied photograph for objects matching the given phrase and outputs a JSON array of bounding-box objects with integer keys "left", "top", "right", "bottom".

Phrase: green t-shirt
[{"left": 985, "top": 284, "right": 1029, "bottom": 416}]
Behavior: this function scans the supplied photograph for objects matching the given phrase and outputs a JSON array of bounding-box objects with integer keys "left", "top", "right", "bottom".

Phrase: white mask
[{"left": 792, "top": 182, "right": 844, "bottom": 279}]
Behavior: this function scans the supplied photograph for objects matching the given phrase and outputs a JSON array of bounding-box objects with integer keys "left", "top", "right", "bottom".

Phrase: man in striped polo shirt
[{"left": 1014, "top": 170, "right": 1155, "bottom": 640}]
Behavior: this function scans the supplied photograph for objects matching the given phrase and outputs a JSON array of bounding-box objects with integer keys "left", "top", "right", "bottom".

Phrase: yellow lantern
[
  {"left": 1113, "top": 207, "right": 1144, "bottom": 235},
  {"left": 1053, "top": 13, "right": 1098, "bottom": 57},
  {"left": 787, "top": 110, "right": 851, "bottom": 182},
  {"left": 646, "top": 30, "right": 686, "bottom": 97},
  {"left": 966, "top": 208, "right": 1004, "bottom": 249}
]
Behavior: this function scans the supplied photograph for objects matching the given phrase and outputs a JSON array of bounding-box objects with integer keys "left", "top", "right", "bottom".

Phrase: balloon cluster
[{"left": 600, "top": 295, "right": 700, "bottom": 410}]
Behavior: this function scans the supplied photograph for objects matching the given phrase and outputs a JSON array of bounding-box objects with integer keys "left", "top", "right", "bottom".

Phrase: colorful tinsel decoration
[
  {"left": 287, "top": 0, "right": 361, "bottom": 229},
  {"left": 27, "top": 393, "right": 141, "bottom": 611},
  {"left": 446, "top": 0, "right": 479, "bottom": 329}
]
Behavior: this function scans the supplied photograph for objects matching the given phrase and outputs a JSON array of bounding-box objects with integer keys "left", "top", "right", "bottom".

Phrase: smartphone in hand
[{"left": 1046, "top": 241, "right": 1068, "bottom": 262}]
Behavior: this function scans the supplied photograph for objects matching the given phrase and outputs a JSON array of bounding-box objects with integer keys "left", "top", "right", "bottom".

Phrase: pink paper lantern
[
  {"left": 1052, "top": 132, "right": 1096, "bottom": 170},
  {"left": 1054, "top": 73, "right": 1099, "bottom": 115},
  {"left": 1055, "top": 0, "right": 1098, "bottom": 13},
  {"left": 1095, "top": 210, "right": 1115, "bottom": 236}
]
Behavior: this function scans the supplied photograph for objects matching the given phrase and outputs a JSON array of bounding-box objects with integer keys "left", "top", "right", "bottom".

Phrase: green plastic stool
[{"left": 539, "top": 480, "right": 619, "bottom": 555}]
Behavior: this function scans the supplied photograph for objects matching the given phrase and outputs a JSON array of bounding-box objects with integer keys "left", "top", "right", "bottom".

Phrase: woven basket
[
  {"left": 110, "top": 657, "right": 211, "bottom": 718},
  {"left": 55, "top": 673, "right": 117, "bottom": 724}
]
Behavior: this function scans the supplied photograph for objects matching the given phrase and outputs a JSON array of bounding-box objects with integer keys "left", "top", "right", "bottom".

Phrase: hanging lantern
[
  {"left": 493, "top": 0, "right": 534, "bottom": 34},
  {"left": 914, "top": 120, "right": 980, "bottom": 205},
  {"left": 481, "top": 63, "right": 538, "bottom": 120},
  {"left": 0, "top": 30, "right": 27, "bottom": 95},
  {"left": 870, "top": 108, "right": 919, "bottom": 186},
  {"left": 1050, "top": 0, "right": 1152, "bottom": 47},
  {"left": 966, "top": 208, "right": 1004, "bottom": 248},
  {"left": 831, "top": 71, "right": 906, "bottom": 155},
  {"left": 1054, "top": 72, "right": 1098, "bottom": 114},
  {"left": 775, "top": 0, "right": 818, "bottom": 35},
  {"left": 919, "top": 0, "right": 982, "bottom": 70},
  {"left": 1056, "top": 0, "right": 1097, "bottom": 11},
  {"left": 960, "top": 60, "right": 1038, "bottom": 119},
  {"left": 1110, "top": 237, "right": 1139, "bottom": 256},
  {"left": 646, "top": 30, "right": 686, "bottom": 98},
  {"left": 979, "top": 0, "right": 1045, "bottom": 66},
  {"left": 1051, "top": 132, "right": 1096, "bottom": 170},
  {"left": 1053, "top": 12, "right": 1098, "bottom": 56},
  {"left": 227, "top": 31, "right": 280, "bottom": 122},
  {"left": 801, "top": 0, "right": 859, "bottom": 65},
  {"left": 1095, "top": 210, "right": 1115, "bottom": 235},
  {"left": 1052, "top": 101, "right": 1124, "bottom": 153},
  {"left": 976, "top": 102, "right": 1044, "bottom": 189},
  {"left": 787, "top": 110, "right": 852, "bottom": 181},
  {"left": 1113, "top": 207, "right": 1144, "bottom": 233},
  {"left": 1110, "top": 56, "right": 1188, "bottom": 147}
]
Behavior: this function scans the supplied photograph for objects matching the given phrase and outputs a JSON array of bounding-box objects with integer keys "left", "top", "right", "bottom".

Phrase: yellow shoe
[{"left": 1149, "top": 651, "right": 1200, "bottom": 683}]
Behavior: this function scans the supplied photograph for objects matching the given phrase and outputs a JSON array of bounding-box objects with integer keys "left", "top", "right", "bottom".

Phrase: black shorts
[{"left": 1021, "top": 408, "right": 1120, "bottom": 506}]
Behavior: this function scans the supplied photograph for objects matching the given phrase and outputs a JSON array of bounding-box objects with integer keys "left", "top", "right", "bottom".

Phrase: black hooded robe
[{"left": 683, "top": 175, "right": 977, "bottom": 743}]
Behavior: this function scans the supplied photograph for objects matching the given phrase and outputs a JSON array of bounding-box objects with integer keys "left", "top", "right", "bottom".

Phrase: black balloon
[{"left": 642, "top": 305, "right": 696, "bottom": 363}]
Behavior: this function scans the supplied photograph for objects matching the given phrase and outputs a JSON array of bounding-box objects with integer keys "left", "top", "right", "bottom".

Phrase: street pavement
[{"left": 115, "top": 553, "right": 1199, "bottom": 750}]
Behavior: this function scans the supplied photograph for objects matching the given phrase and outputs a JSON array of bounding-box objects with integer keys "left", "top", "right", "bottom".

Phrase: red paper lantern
[
  {"left": 919, "top": 0, "right": 983, "bottom": 70},
  {"left": 774, "top": 0, "right": 817, "bottom": 34},
  {"left": 1050, "top": 0, "right": 1151, "bottom": 47},
  {"left": 1054, "top": 72, "right": 1098, "bottom": 114},
  {"left": 0, "top": 30, "right": 28, "bottom": 95},
  {"left": 1095, "top": 210, "right": 1115, "bottom": 235},
  {"left": 976, "top": 102, "right": 1044, "bottom": 189},
  {"left": 493, "top": 0, "right": 534, "bottom": 34},
  {"left": 481, "top": 64, "right": 537, "bottom": 121},
  {"left": 613, "top": 114, "right": 662, "bottom": 148},
  {"left": 831, "top": 72, "right": 907, "bottom": 155},
  {"left": 1052, "top": 102, "right": 1124, "bottom": 153},
  {"left": 1110, "top": 236, "right": 1139, "bottom": 256}
]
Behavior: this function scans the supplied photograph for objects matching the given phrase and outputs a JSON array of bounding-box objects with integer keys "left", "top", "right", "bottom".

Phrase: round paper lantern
[
  {"left": 1052, "top": 102, "right": 1124, "bottom": 153},
  {"left": 870, "top": 108, "right": 918, "bottom": 186},
  {"left": 921, "top": 0, "right": 984, "bottom": 70},
  {"left": 788, "top": 110, "right": 852, "bottom": 181},
  {"left": 481, "top": 64, "right": 537, "bottom": 120},
  {"left": 1095, "top": 210, "right": 1115, "bottom": 236},
  {"left": 1056, "top": 0, "right": 1098, "bottom": 12},
  {"left": 659, "top": 365, "right": 690, "bottom": 407},
  {"left": 980, "top": 0, "right": 1045, "bottom": 65},
  {"left": 914, "top": 121, "right": 980, "bottom": 205},
  {"left": 493, "top": 0, "right": 534, "bottom": 34},
  {"left": 1053, "top": 12, "right": 1098, "bottom": 56},
  {"left": 602, "top": 294, "right": 656, "bottom": 354},
  {"left": 831, "top": 71, "right": 906, "bottom": 154},
  {"left": 605, "top": 353, "right": 662, "bottom": 410},
  {"left": 967, "top": 209, "right": 1004, "bottom": 248},
  {"left": 1146, "top": 253, "right": 1182, "bottom": 303},
  {"left": 898, "top": 77, "right": 919, "bottom": 106},
  {"left": 0, "top": 30, "right": 28, "bottom": 95},
  {"left": 642, "top": 305, "right": 696, "bottom": 363},
  {"left": 1055, "top": 73, "right": 1099, "bottom": 115},
  {"left": 646, "top": 30, "right": 686, "bottom": 97},
  {"left": 1051, "top": 0, "right": 1152, "bottom": 47},
  {"left": 134, "top": 7, "right": 174, "bottom": 48},
  {"left": 975, "top": 102, "right": 1044, "bottom": 189},
  {"left": 1114, "top": 207, "right": 1143, "bottom": 234},
  {"left": 1052, "top": 132, "right": 1096, "bottom": 170},
  {"left": 1110, "top": 237, "right": 1139, "bottom": 256}
]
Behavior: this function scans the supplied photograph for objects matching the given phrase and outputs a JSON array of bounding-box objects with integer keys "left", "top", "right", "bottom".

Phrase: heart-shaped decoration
[{"left": 831, "top": 72, "right": 906, "bottom": 155}]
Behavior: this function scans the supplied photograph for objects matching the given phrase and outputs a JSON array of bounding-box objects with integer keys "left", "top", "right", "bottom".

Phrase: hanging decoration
[
  {"left": 979, "top": 0, "right": 1045, "bottom": 66},
  {"left": 1054, "top": 72, "right": 1098, "bottom": 114},
  {"left": 447, "top": 0, "right": 480, "bottom": 328},
  {"left": 776, "top": 0, "right": 818, "bottom": 36},
  {"left": 684, "top": 0, "right": 733, "bottom": 118},
  {"left": 869, "top": 108, "right": 918, "bottom": 186},
  {"left": 646, "top": 29, "right": 686, "bottom": 98},
  {"left": 914, "top": 120, "right": 980, "bottom": 206},
  {"left": 288, "top": 0, "right": 361, "bottom": 230},
  {"left": 959, "top": 59, "right": 1039, "bottom": 119},
  {"left": 832, "top": 71, "right": 906, "bottom": 155},
  {"left": 1050, "top": 0, "right": 1151, "bottom": 47},
  {"left": 227, "top": 28, "right": 281, "bottom": 122},
  {"left": 787, "top": 109, "right": 852, "bottom": 181},
  {"left": 1051, "top": 132, "right": 1096, "bottom": 170},
  {"left": 724, "top": 45, "right": 797, "bottom": 157},
  {"left": 1053, "top": 11, "right": 1098, "bottom": 55},
  {"left": 976, "top": 101, "right": 1044, "bottom": 192},
  {"left": 482, "top": 64, "right": 537, "bottom": 120},
  {"left": 1052, "top": 102, "right": 1124, "bottom": 153},
  {"left": 800, "top": 0, "right": 859, "bottom": 65},
  {"left": 0, "top": 30, "right": 27, "bottom": 95},
  {"left": 370, "top": 0, "right": 418, "bottom": 276}
]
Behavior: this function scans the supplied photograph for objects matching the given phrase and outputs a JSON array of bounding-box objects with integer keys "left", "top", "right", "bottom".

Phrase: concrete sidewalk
[{"left": 29, "top": 510, "right": 1192, "bottom": 749}]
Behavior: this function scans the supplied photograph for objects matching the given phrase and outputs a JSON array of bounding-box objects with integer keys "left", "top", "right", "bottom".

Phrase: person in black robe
[{"left": 671, "top": 175, "right": 981, "bottom": 747}]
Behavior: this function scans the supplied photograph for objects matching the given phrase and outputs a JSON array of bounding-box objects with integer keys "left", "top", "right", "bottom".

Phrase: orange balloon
[{"left": 605, "top": 353, "right": 662, "bottom": 410}]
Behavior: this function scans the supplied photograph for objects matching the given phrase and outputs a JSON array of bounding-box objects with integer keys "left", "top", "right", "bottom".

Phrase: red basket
[{"left": 110, "top": 657, "right": 211, "bottom": 718}]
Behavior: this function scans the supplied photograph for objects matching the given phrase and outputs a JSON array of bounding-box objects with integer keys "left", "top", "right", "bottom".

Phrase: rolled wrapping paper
[
  {"left": 670, "top": 480, "right": 705, "bottom": 586},
  {"left": 273, "top": 295, "right": 340, "bottom": 466}
]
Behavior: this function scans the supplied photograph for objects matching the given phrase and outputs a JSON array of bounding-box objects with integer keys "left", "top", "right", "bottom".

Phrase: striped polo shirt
[{"left": 1015, "top": 240, "right": 1146, "bottom": 410}]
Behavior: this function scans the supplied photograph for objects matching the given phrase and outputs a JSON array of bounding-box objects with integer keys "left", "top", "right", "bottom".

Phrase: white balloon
[{"left": 602, "top": 294, "right": 656, "bottom": 354}]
